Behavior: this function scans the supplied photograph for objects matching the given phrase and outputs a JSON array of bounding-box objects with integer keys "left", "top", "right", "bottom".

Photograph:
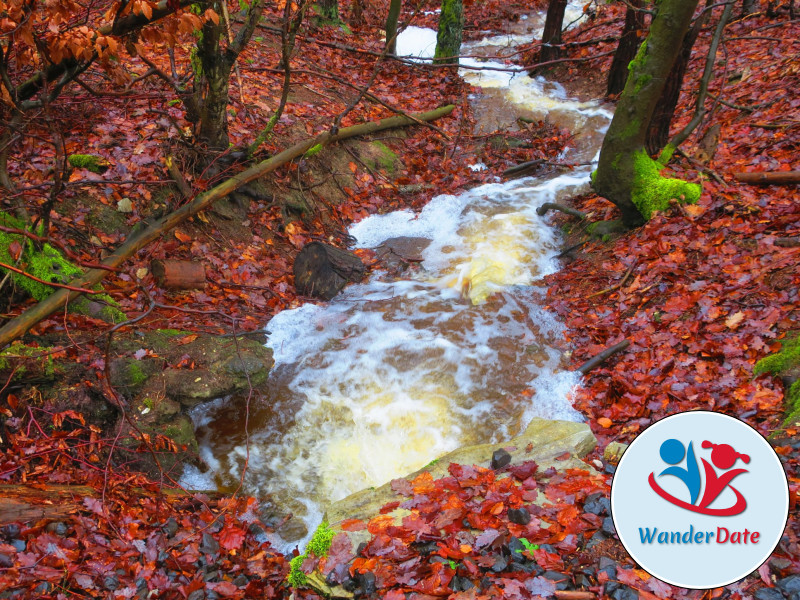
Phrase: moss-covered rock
[
  {"left": 0, "top": 212, "right": 126, "bottom": 323},
  {"left": 586, "top": 219, "right": 627, "bottom": 240},
  {"left": 108, "top": 330, "right": 274, "bottom": 473},
  {"left": 364, "top": 141, "right": 399, "bottom": 174},
  {"left": 755, "top": 333, "right": 800, "bottom": 429},
  {"left": 295, "top": 418, "right": 597, "bottom": 597},
  {"left": 68, "top": 154, "right": 110, "bottom": 174},
  {"left": 0, "top": 342, "right": 62, "bottom": 382}
]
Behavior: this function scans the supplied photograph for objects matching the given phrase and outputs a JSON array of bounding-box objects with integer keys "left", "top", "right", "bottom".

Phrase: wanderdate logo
[
  {"left": 611, "top": 412, "right": 789, "bottom": 589},
  {"left": 648, "top": 438, "right": 749, "bottom": 516}
]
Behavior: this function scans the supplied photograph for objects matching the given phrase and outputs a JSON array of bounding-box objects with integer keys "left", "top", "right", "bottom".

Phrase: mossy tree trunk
[
  {"left": 316, "top": 0, "right": 339, "bottom": 21},
  {"left": 434, "top": 0, "right": 463, "bottom": 64},
  {"left": 193, "top": 0, "right": 264, "bottom": 150},
  {"left": 385, "top": 0, "right": 402, "bottom": 54},
  {"left": 645, "top": 0, "right": 710, "bottom": 154},
  {"left": 534, "top": 0, "right": 568, "bottom": 72},
  {"left": 606, "top": 0, "right": 645, "bottom": 96},
  {"left": 592, "top": 0, "right": 702, "bottom": 227}
]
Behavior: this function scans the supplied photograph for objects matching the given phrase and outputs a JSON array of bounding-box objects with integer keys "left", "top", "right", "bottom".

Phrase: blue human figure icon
[{"left": 658, "top": 438, "right": 701, "bottom": 505}]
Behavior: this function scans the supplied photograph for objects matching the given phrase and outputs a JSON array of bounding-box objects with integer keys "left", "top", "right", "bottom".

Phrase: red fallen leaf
[
  {"left": 391, "top": 479, "right": 414, "bottom": 496},
  {"left": 219, "top": 524, "right": 246, "bottom": 552},
  {"left": 322, "top": 533, "right": 354, "bottom": 577},
  {"left": 474, "top": 528, "right": 500, "bottom": 548},
  {"left": 367, "top": 514, "right": 394, "bottom": 535},
  {"left": 531, "top": 548, "right": 564, "bottom": 570},
  {"left": 380, "top": 501, "right": 401, "bottom": 514},
  {"left": 340, "top": 518, "right": 366, "bottom": 531},
  {"left": 175, "top": 231, "right": 191, "bottom": 243},
  {"left": 508, "top": 461, "right": 538, "bottom": 480},
  {"left": 350, "top": 557, "right": 377, "bottom": 576},
  {"left": 8, "top": 240, "right": 22, "bottom": 261},
  {"left": 83, "top": 496, "right": 104, "bottom": 516},
  {"left": 207, "top": 580, "right": 239, "bottom": 597}
]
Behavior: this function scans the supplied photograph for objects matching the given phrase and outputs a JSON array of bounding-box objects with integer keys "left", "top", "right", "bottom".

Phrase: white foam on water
[
  {"left": 188, "top": 3, "right": 614, "bottom": 550},
  {"left": 395, "top": 26, "right": 438, "bottom": 60}
]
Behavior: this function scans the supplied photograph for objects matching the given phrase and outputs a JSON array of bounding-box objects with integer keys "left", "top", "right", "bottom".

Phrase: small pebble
[
  {"left": 508, "top": 507, "right": 531, "bottom": 525},
  {"left": 491, "top": 449, "right": 512, "bottom": 470}
]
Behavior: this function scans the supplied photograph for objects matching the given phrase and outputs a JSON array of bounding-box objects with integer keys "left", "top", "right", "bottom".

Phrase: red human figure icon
[{"left": 698, "top": 441, "right": 750, "bottom": 511}]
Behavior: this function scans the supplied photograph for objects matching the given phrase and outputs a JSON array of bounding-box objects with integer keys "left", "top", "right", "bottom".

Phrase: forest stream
[{"left": 181, "top": 4, "right": 614, "bottom": 550}]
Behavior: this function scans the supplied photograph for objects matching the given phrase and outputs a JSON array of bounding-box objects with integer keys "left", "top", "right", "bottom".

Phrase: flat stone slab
[{"left": 325, "top": 417, "right": 596, "bottom": 527}]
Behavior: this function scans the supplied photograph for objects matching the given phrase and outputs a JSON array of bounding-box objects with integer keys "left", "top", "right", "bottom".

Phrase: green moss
[
  {"left": 0, "top": 212, "right": 125, "bottom": 323},
  {"left": 754, "top": 335, "right": 800, "bottom": 376},
  {"left": 634, "top": 74, "right": 652, "bottom": 94},
  {"left": 287, "top": 521, "right": 335, "bottom": 588},
  {"left": 754, "top": 334, "right": 800, "bottom": 431},
  {"left": 67, "top": 154, "right": 110, "bottom": 174},
  {"left": 434, "top": 0, "right": 463, "bottom": 64},
  {"left": 304, "top": 143, "right": 323, "bottom": 158},
  {"left": 627, "top": 39, "right": 647, "bottom": 73},
  {"left": 0, "top": 342, "right": 56, "bottom": 376},
  {"left": 307, "top": 521, "right": 335, "bottom": 556},
  {"left": 370, "top": 141, "right": 397, "bottom": 172},
  {"left": 657, "top": 143, "right": 677, "bottom": 166},
  {"left": 783, "top": 380, "right": 800, "bottom": 428},
  {"left": 127, "top": 362, "right": 149, "bottom": 387},
  {"left": 631, "top": 149, "right": 701, "bottom": 220},
  {"left": 288, "top": 555, "right": 307, "bottom": 587},
  {"left": 162, "top": 416, "right": 197, "bottom": 450}
]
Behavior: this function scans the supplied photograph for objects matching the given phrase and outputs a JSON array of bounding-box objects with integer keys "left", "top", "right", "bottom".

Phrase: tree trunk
[
  {"left": 741, "top": 0, "right": 757, "bottom": 16},
  {"left": 385, "top": 0, "right": 402, "bottom": 54},
  {"left": 194, "top": 0, "right": 264, "bottom": 150},
  {"left": 434, "top": 0, "right": 463, "bottom": 64},
  {"left": 645, "top": 0, "right": 710, "bottom": 154},
  {"left": 592, "top": 0, "right": 702, "bottom": 227},
  {"left": 350, "top": 0, "right": 365, "bottom": 27},
  {"left": 535, "top": 0, "right": 568, "bottom": 72},
  {"left": 606, "top": 0, "right": 645, "bottom": 96},
  {"left": 196, "top": 19, "right": 235, "bottom": 149},
  {"left": 316, "top": 0, "right": 339, "bottom": 21}
]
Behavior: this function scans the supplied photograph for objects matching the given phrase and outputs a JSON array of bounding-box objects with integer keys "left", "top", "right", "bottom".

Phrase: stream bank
[{"left": 184, "top": 3, "right": 614, "bottom": 550}]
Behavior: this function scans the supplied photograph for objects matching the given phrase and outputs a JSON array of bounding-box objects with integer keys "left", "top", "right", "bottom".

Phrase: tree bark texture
[
  {"left": 606, "top": 0, "right": 645, "bottom": 96},
  {"left": 385, "top": 0, "right": 403, "bottom": 54},
  {"left": 592, "top": 0, "right": 701, "bottom": 226},
  {"left": 536, "top": 0, "right": 569, "bottom": 71},
  {"left": 151, "top": 260, "right": 206, "bottom": 290},
  {"left": 0, "top": 105, "right": 455, "bottom": 349},
  {"left": 645, "top": 0, "right": 710, "bottom": 154},
  {"left": 733, "top": 171, "right": 800, "bottom": 184},
  {"left": 434, "top": 0, "right": 464, "bottom": 64},
  {"left": 317, "top": 0, "right": 339, "bottom": 21}
]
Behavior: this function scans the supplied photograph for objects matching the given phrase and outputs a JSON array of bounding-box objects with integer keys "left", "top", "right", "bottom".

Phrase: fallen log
[
  {"left": 151, "top": 259, "right": 206, "bottom": 290},
  {"left": 733, "top": 171, "right": 800, "bottom": 185},
  {"left": 294, "top": 242, "right": 365, "bottom": 300},
  {"left": 0, "top": 105, "right": 455, "bottom": 349},
  {"left": 577, "top": 339, "right": 631, "bottom": 375},
  {"left": 0, "top": 484, "right": 222, "bottom": 524},
  {"left": 775, "top": 237, "right": 800, "bottom": 248}
]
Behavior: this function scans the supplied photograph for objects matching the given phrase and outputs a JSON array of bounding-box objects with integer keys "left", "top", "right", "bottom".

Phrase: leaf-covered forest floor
[{"left": 1, "top": 0, "right": 799, "bottom": 598}]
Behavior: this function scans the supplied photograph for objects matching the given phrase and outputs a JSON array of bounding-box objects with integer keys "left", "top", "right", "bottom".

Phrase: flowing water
[{"left": 181, "top": 8, "right": 613, "bottom": 549}]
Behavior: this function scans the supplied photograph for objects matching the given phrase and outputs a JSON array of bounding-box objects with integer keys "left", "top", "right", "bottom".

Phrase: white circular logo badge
[{"left": 611, "top": 411, "right": 789, "bottom": 589}]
